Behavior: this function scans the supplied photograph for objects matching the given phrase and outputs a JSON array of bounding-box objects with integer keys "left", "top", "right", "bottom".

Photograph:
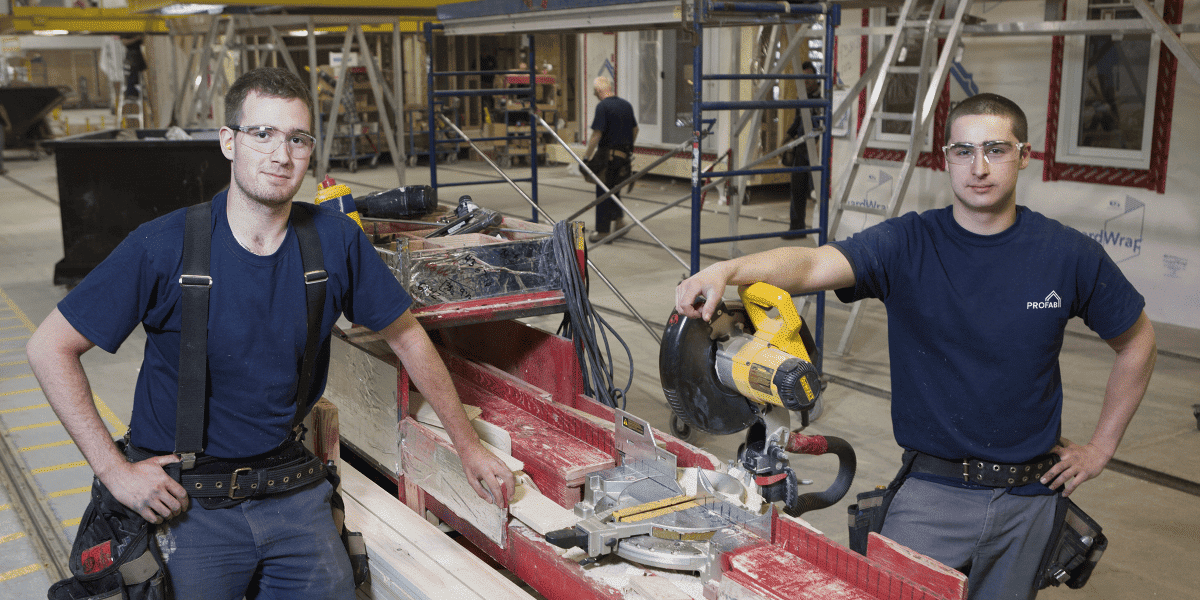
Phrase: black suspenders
[{"left": 176, "top": 201, "right": 327, "bottom": 469}]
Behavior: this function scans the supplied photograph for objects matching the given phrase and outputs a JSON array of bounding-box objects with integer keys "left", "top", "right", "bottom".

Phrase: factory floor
[{"left": 0, "top": 118, "right": 1197, "bottom": 599}]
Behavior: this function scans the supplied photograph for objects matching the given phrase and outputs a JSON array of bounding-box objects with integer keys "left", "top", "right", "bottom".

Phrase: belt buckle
[{"left": 229, "top": 467, "right": 253, "bottom": 500}]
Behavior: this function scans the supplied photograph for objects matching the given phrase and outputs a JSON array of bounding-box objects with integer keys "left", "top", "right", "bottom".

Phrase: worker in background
[
  {"left": 781, "top": 61, "right": 820, "bottom": 240},
  {"left": 27, "top": 67, "right": 515, "bottom": 600},
  {"left": 674, "top": 93, "right": 1156, "bottom": 599},
  {"left": 582, "top": 75, "right": 638, "bottom": 243}
]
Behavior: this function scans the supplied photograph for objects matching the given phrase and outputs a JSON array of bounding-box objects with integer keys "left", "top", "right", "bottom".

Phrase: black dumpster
[
  {"left": 46, "top": 128, "right": 229, "bottom": 286},
  {"left": 0, "top": 86, "right": 66, "bottom": 148}
]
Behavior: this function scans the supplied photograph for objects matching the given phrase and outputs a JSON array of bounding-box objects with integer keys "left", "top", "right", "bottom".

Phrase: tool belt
[
  {"left": 910, "top": 451, "right": 1059, "bottom": 487},
  {"left": 125, "top": 440, "right": 326, "bottom": 500}
]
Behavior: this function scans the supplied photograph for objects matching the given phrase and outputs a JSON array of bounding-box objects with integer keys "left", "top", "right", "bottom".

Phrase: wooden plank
[
  {"left": 420, "top": 420, "right": 526, "bottom": 474},
  {"left": 721, "top": 543, "right": 876, "bottom": 600},
  {"left": 628, "top": 574, "right": 693, "bottom": 600},
  {"left": 303, "top": 397, "right": 340, "bottom": 464},
  {"left": 408, "top": 392, "right": 512, "bottom": 455},
  {"left": 509, "top": 473, "right": 580, "bottom": 536},
  {"left": 340, "top": 462, "right": 535, "bottom": 600},
  {"left": 327, "top": 334, "right": 402, "bottom": 477},
  {"left": 454, "top": 376, "right": 613, "bottom": 508},
  {"left": 866, "top": 533, "right": 967, "bottom": 600},
  {"left": 399, "top": 418, "right": 509, "bottom": 547},
  {"left": 410, "top": 391, "right": 484, "bottom": 425}
]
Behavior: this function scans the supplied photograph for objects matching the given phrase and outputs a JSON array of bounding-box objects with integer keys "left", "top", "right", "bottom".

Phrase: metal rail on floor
[{"left": 424, "top": 23, "right": 541, "bottom": 222}]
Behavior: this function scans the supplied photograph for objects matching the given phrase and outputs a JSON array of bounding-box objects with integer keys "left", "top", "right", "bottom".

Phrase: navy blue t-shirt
[
  {"left": 59, "top": 190, "right": 411, "bottom": 458},
  {"left": 831, "top": 206, "right": 1143, "bottom": 469},
  {"left": 591, "top": 96, "right": 637, "bottom": 149}
]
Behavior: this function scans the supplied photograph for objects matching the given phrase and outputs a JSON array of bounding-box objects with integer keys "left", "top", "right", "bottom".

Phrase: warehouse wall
[{"left": 831, "top": 0, "right": 1200, "bottom": 329}]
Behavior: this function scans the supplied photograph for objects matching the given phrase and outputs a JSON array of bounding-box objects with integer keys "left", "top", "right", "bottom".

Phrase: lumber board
[
  {"left": 340, "top": 462, "right": 534, "bottom": 600},
  {"left": 454, "top": 375, "right": 613, "bottom": 508},
  {"left": 721, "top": 543, "right": 876, "bottom": 600},
  {"left": 420, "top": 420, "right": 526, "bottom": 473},
  {"left": 409, "top": 392, "right": 512, "bottom": 455},
  {"left": 399, "top": 418, "right": 509, "bottom": 547},
  {"left": 327, "top": 334, "right": 402, "bottom": 477},
  {"left": 866, "top": 533, "right": 967, "bottom": 600},
  {"left": 509, "top": 472, "right": 580, "bottom": 535}
]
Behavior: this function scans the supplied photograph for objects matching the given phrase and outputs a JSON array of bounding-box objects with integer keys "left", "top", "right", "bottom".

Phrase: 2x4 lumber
[
  {"left": 340, "top": 461, "right": 534, "bottom": 600},
  {"left": 399, "top": 418, "right": 510, "bottom": 546}
]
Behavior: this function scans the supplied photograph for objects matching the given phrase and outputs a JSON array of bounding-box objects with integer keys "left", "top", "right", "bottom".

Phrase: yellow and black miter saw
[
  {"left": 660, "top": 282, "right": 856, "bottom": 518},
  {"left": 544, "top": 284, "right": 855, "bottom": 580}
]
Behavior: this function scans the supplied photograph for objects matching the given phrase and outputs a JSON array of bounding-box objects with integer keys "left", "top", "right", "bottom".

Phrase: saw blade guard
[{"left": 660, "top": 305, "right": 759, "bottom": 436}]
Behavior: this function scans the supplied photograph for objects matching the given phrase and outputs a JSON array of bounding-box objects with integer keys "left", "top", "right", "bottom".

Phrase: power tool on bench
[
  {"left": 660, "top": 282, "right": 855, "bottom": 517},
  {"left": 543, "top": 283, "right": 854, "bottom": 578}
]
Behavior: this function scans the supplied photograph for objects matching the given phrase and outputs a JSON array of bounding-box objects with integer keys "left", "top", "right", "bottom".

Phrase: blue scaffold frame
[{"left": 423, "top": 22, "right": 541, "bottom": 223}]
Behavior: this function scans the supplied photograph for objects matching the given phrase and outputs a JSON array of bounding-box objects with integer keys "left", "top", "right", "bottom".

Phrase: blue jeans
[
  {"left": 881, "top": 477, "right": 1058, "bottom": 600},
  {"left": 157, "top": 479, "right": 354, "bottom": 600}
]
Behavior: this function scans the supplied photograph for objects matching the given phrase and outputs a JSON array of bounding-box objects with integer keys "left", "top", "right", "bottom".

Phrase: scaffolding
[{"left": 437, "top": 0, "right": 840, "bottom": 371}]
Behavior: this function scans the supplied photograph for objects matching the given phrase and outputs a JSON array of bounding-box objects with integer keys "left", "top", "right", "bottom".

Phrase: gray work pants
[{"left": 881, "top": 477, "right": 1058, "bottom": 600}]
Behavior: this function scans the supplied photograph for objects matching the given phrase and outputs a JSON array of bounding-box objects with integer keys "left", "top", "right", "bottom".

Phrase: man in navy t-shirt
[
  {"left": 583, "top": 75, "right": 638, "bottom": 242},
  {"left": 674, "top": 93, "right": 1156, "bottom": 599},
  {"left": 27, "top": 68, "right": 515, "bottom": 600}
]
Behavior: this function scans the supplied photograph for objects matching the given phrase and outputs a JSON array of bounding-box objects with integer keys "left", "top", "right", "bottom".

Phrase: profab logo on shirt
[{"left": 1028, "top": 291, "right": 1061, "bottom": 310}]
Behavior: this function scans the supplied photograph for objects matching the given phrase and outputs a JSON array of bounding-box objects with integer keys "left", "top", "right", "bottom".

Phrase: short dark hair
[
  {"left": 945, "top": 93, "right": 1027, "bottom": 144},
  {"left": 225, "top": 67, "right": 312, "bottom": 129},
  {"left": 801, "top": 61, "right": 816, "bottom": 73}
]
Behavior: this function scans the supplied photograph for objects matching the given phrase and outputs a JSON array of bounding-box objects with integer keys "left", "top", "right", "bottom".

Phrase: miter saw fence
[{"left": 545, "top": 411, "right": 772, "bottom": 582}]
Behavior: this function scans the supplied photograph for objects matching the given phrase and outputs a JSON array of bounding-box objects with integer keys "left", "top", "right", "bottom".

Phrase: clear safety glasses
[
  {"left": 233, "top": 125, "right": 316, "bottom": 158},
  {"left": 942, "top": 141, "right": 1027, "bottom": 166}
]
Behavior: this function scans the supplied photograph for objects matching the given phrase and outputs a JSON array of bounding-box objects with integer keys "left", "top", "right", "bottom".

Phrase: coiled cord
[{"left": 551, "top": 220, "right": 633, "bottom": 409}]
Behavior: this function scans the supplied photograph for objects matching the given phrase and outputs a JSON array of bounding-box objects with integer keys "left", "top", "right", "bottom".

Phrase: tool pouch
[
  {"left": 846, "top": 450, "right": 917, "bottom": 555},
  {"left": 326, "top": 463, "right": 370, "bottom": 589},
  {"left": 1036, "top": 496, "right": 1106, "bottom": 590},
  {"left": 48, "top": 476, "right": 171, "bottom": 600},
  {"left": 582, "top": 149, "right": 610, "bottom": 183}
]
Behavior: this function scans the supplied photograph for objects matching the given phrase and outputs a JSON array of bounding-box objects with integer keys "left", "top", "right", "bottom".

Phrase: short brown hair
[
  {"left": 945, "top": 93, "right": 1027, "bottom": 144},
  {"left": 225, "top": 67, "right": 312, "bottom": 129}
]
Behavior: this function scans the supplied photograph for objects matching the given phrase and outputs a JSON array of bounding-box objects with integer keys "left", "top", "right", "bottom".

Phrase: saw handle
[
  {"left": 738, "top": 282, "right": 812, "bottom": 362},
  {"left": 782, "top": 434, "right": 857, "bottom": 518}
]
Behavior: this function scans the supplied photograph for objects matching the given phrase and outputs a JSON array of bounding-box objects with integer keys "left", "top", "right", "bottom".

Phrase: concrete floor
[{"left": 1, "top": 115, "right": 1198, "bottom": 598}]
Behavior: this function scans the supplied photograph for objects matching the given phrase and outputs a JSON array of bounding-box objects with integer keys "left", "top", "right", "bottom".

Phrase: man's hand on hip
[{"left": 102, "top": 454, "right": 190, "bottom": 523}]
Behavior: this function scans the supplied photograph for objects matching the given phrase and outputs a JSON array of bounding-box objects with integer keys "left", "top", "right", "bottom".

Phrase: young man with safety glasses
[
  {"left": 674, "top": 93, "right": 1156, "bottom": 599},
  {"left": 28, "top": 68, "right": 514, "bottom": 599}
]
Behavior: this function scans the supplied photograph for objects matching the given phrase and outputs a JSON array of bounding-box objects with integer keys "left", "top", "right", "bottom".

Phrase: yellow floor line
[
  {"left": 20, "top": 439, "right": 74, "bottom": 453},
  {"left": 6, "top": 421, "right": 59, "bottom": 433},
  {"left": 0, "top": 335, "right": 30, "bottom": 343},
  {"left": 0, "top": 531, "right": 26, "bottom": 544},
  {"left": 62, "top": 517, "right": 80, "bottom": 528},
  {"left": 48, "top": 485, "right": 91, "bottom": 499},
  {"left": 0, "top": 359, "right": 29, "bottom": 368},
  {"left": 0, "top": 324, "right": 26, "bottom": 331},
  {"left": 0, "top": 288, "right": 36, "bottom": 331},
  {"left": 0, "top": 563, "right": 42, "bottom": 583},
  {"left": 0, "top": 504, "right": 9, "bottom": 512},
  {"left": 0, "top": 285, "right": 128, "bottom": 437},
  {"left": 0, "top": 394, "right": 44, "bottom": 404},
  {"left": 0, "top": 374, "right": 33, "bottom": 383},
  {"left": 31, "top": 460, "right": 87, "bottom": 475}
]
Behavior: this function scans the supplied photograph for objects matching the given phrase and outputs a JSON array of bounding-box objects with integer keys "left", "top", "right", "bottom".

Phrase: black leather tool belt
[
  {"left": 126, "top": 441, "right": 326, "bottom": 500},
  {"left": 911, "top": 452, "right": 1059, "bottom": 487}
]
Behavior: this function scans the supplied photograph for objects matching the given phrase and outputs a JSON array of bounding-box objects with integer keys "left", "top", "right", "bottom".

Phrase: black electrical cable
[{"left": 551, "top": 220, "right": 633, "bottom": 409}]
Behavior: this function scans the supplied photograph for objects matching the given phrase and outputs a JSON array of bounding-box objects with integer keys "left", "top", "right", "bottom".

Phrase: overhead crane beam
[{"left": 10, "top": 7, "right": 173, "bottom": 33}]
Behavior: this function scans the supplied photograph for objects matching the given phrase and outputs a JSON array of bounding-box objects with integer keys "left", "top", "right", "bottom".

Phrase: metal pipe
[
  {"left": 435, "top": 113, "right": 662, "bottom": 342},
  {"left": 532, "top": 115, "right": 689, "bottom": 269}
]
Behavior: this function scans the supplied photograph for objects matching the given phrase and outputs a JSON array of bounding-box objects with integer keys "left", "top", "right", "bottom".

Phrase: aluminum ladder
[{"left": 826, "top": 0, "right": 974, "bottom": 355}]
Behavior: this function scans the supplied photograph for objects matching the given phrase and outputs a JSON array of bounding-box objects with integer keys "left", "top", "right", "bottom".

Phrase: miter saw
[
  {"left": 660, "top": 281, "right": 856, "bottom": 517},
  {"left": 544, "top": 283, "right": 855, "bottom": 579}
]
